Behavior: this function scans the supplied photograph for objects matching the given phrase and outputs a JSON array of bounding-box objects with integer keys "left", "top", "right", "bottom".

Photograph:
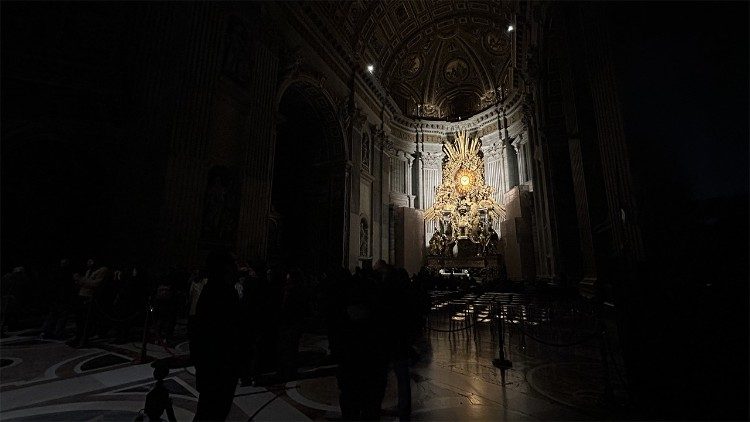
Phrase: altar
[{"left": 424, "top": 131, "right": 506, "bottom": 275}]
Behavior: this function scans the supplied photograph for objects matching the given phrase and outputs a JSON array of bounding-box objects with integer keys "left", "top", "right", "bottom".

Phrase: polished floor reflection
[{"left": 0, "top": 291, "right": 629, "bottom": 421}]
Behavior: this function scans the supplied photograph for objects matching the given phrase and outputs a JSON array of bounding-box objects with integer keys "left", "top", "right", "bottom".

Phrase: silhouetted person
[
  {"left": 239, "top": 262, "right": 263, "bottom": 385},
  {"left": 187, "top": 269, "right": 206, "bottom": 345},
  {"left": 140, "top": 366, "right": 177, "bottom": 422},
  {"left": 322, "top": 267, "right": 350, "bottom": 364},
  {"left": 254, "top": 266, "right": 284, "bottom": 376},
  {"left": 278, "top": 268, "right": 308, "bottom": 380},
  {"left": 112, "top": 267, "right": 142, "bottom": 344},
  {"left": 191, "top": 250, "right": 241, "bottom": 421},
  {"left": 153, "top": 276, "right": 177, "bottom": 344},
  {"left": 68, "top": 258, "right": 109, "bottom": 347},
  {"left": 1, "top": 266, "right": 28, "bottom": 336},
  {"left": 41, "top": 259, "right": 75, "bottom": 339},
  {"left": 381, "top": 266, "right": 425, "bottom": 421},
  {"left": 336, "top": 269, "right": 388, "bottom": 420}
]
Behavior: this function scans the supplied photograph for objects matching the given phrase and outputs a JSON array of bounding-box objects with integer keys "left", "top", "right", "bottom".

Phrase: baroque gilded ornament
[{"left": 425, "top": 131, "right": 505, "bottom": 256}]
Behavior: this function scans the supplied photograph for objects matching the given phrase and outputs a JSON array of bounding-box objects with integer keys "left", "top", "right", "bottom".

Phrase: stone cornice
[{"left": 384, "top": 89, "right": 526, "bottom": 144}]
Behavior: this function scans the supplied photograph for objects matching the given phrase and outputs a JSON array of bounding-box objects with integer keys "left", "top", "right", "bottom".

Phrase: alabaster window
[
  {"left": 359, "top": 216, "right": 369, "bottom": 257},
  {"left": 361, "top": 133, "right": 371, "bottom": 170}
]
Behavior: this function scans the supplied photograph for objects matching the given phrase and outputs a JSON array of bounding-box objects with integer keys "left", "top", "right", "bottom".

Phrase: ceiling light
[
  {"left": 367, "top": 64, "right": 375, "bottom": 73},
  {"left": 507, "top": 24, "right": 514, "bottom": 32}
]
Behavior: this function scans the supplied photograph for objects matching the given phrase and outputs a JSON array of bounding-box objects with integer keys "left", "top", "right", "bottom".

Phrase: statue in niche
[
  {"left": 222, "top": 17, "right": 251, "bottom": 84},
  {"left": 201, "top": 166, "right": 238, "bottom": 244},
  {"left": 359, "top": 217, "right": 369, "bottom": 257},
  {"left": 361, "top": 133, "right": 370, "bottom": 169}
]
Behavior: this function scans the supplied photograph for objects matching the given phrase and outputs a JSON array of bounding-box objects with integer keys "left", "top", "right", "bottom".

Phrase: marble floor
[{"left": 0, "top": 292, "right": 630, "bottom": 421}]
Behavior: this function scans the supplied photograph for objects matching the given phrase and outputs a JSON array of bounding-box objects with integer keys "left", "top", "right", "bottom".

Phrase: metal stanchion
[
  {"left": 137, "top": 297, "right": 155, "bottom": 364},
  {"left": 79, "top": 298, "right": 95, "bottom": 346},
  {"left": 492, "top": 301, "right": 512, "bottom": 384},
  {"left": 519, "top": 303, "right": 528, "bottom": 352}
]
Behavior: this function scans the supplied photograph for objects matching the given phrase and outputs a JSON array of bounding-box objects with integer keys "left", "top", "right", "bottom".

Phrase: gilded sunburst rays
[{"left": 425, "top": 131, "right": 505, "bottom": 224}]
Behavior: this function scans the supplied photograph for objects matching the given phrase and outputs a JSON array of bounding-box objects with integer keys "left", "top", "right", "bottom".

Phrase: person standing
[
  {"left": 191, "top": 250, "right": 242, "bottom": 421},
  {"left": 67, "top": 258, "right": 109, "bottom": 347},
  {"left": 336, "top": 268, "right": 388, "bottom": 420},
  {"left": 1, "top": 266, "right": 28, "bottom": 336},
  {"left": 41, "top": 259, "right": 75, "bottom": 339},
  {"left": 186, "top": 268, "right": 207, "bottom": 344}
]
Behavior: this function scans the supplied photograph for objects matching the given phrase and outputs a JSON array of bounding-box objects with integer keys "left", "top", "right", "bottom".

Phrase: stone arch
[
  {"left": 270, "top": 76, "right": 348, "bottom": 271},
  {"left": 275, "top": 75, "right": 346, "bottom": 161}
]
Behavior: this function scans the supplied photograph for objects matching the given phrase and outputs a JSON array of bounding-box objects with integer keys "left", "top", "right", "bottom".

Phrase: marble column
[
  {"left": 483, "top": 140, "right": 504, "bottom": 232},
  {"left": 379, "top": 134, "right": 396, "bottom": 262},
  {"left": 523, "top": 97, "right": 557, "bottom": 280},
  {"left": 236, "top": 35, "right": 280, "bottom": 262},
  {"left": 405, "top": 154, "right": 414, "bottom": 207},
  {"left": 421, "top": 150, "right": 442, "bottom": 245},
  {"left": 158, "top": 3, "right": 224, "bottom": 269}
]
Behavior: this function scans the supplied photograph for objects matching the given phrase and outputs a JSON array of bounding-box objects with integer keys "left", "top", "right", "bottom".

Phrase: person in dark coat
[
  {"left": 335, "top": 269, "right": 388, "bottom": 420},
  {"left": 142, "top": 366, "right": 177, "bottom": 422},
  {"left": 190, "top": 250, "right": 242, "bottom": 421},
  {"left": 41, "top": 259, "right": 75, "bottom": 339},
  {"left": 278, "top": 267, "right": 308, "bottom": 380}
]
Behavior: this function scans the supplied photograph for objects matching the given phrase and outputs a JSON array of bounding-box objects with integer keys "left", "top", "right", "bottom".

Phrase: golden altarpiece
[{"left": 425, "top": 132, "right": 505, "bottom": 270}]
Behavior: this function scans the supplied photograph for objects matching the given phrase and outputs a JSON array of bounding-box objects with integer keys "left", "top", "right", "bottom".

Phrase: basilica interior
[{"left": 1, "top": 1, "right": 748, "bottom": 421}]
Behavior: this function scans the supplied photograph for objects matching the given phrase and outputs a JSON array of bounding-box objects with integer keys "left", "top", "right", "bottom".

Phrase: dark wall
[
  {"left": 605, "top": 3, "right": 748, "bottom": 419},
  {"left": 1, "top": 2, "right": 168, "bottom": 271},
  {"left": 1, "top": 2, "right": 280, "bottom": 273}
]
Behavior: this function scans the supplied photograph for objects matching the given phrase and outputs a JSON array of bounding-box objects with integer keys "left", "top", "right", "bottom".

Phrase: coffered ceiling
[{"left": 292, "top": 1, "right": 519, "bottom": 120}]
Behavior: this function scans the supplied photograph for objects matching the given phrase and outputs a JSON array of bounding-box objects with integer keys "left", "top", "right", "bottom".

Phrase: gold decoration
[{"left": 425, "top": 131, "right": 505, "bottom": 250}]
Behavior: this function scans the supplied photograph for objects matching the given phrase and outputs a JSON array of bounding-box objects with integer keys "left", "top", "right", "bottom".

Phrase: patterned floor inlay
[{"left": 0, "top": 293, "right": 631, "bottom": 421}]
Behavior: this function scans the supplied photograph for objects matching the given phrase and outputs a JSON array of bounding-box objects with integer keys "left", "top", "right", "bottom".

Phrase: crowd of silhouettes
[
  {"left": 0, "top": 258, "right": 152, "bottom": 344},
  {"left": 2, "top": 252, "right": 436, "bottom": 421},
  {"left": 325, "top": 260, "right": 430, "bottom": 421},
  {"left": 184, "top": 251, "right": 430, "bottom": 421}
]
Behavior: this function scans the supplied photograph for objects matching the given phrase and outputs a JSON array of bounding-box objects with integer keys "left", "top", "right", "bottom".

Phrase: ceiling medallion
[
  {"left": 444, "top": 58, "right": 469, "bottom": 83},
  {"left": 418, "top": 103, "right": 441, "bottom": 118},
  {"left": 483, "top": 31, "right": 510, "bottom": 56},
  {"left": 400, "top": 53, "right": 423, "bottom": 78}
]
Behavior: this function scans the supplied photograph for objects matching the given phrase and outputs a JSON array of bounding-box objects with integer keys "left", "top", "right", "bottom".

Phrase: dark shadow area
[
  {"left": 271, "top": 86, "right": 345, "bottom": 272},
  {"left": 608, "top": 2, "right": 749, "bottom": 419}
]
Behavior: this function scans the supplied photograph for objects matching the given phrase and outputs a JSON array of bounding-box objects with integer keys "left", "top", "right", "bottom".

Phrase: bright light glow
[
  {"left": 507, "top": 24, "right": 514, "bottom": 32},
  {"left": 367, "top": 64, "right": 375, "bottom": 73},
  {"left": 460, "top": 175, "right": 471, "bottom": 186}
]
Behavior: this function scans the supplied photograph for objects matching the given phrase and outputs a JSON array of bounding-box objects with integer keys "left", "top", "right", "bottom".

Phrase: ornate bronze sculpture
[{"left": 425, "top": 131, "right": 505, "bottom": 258}]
